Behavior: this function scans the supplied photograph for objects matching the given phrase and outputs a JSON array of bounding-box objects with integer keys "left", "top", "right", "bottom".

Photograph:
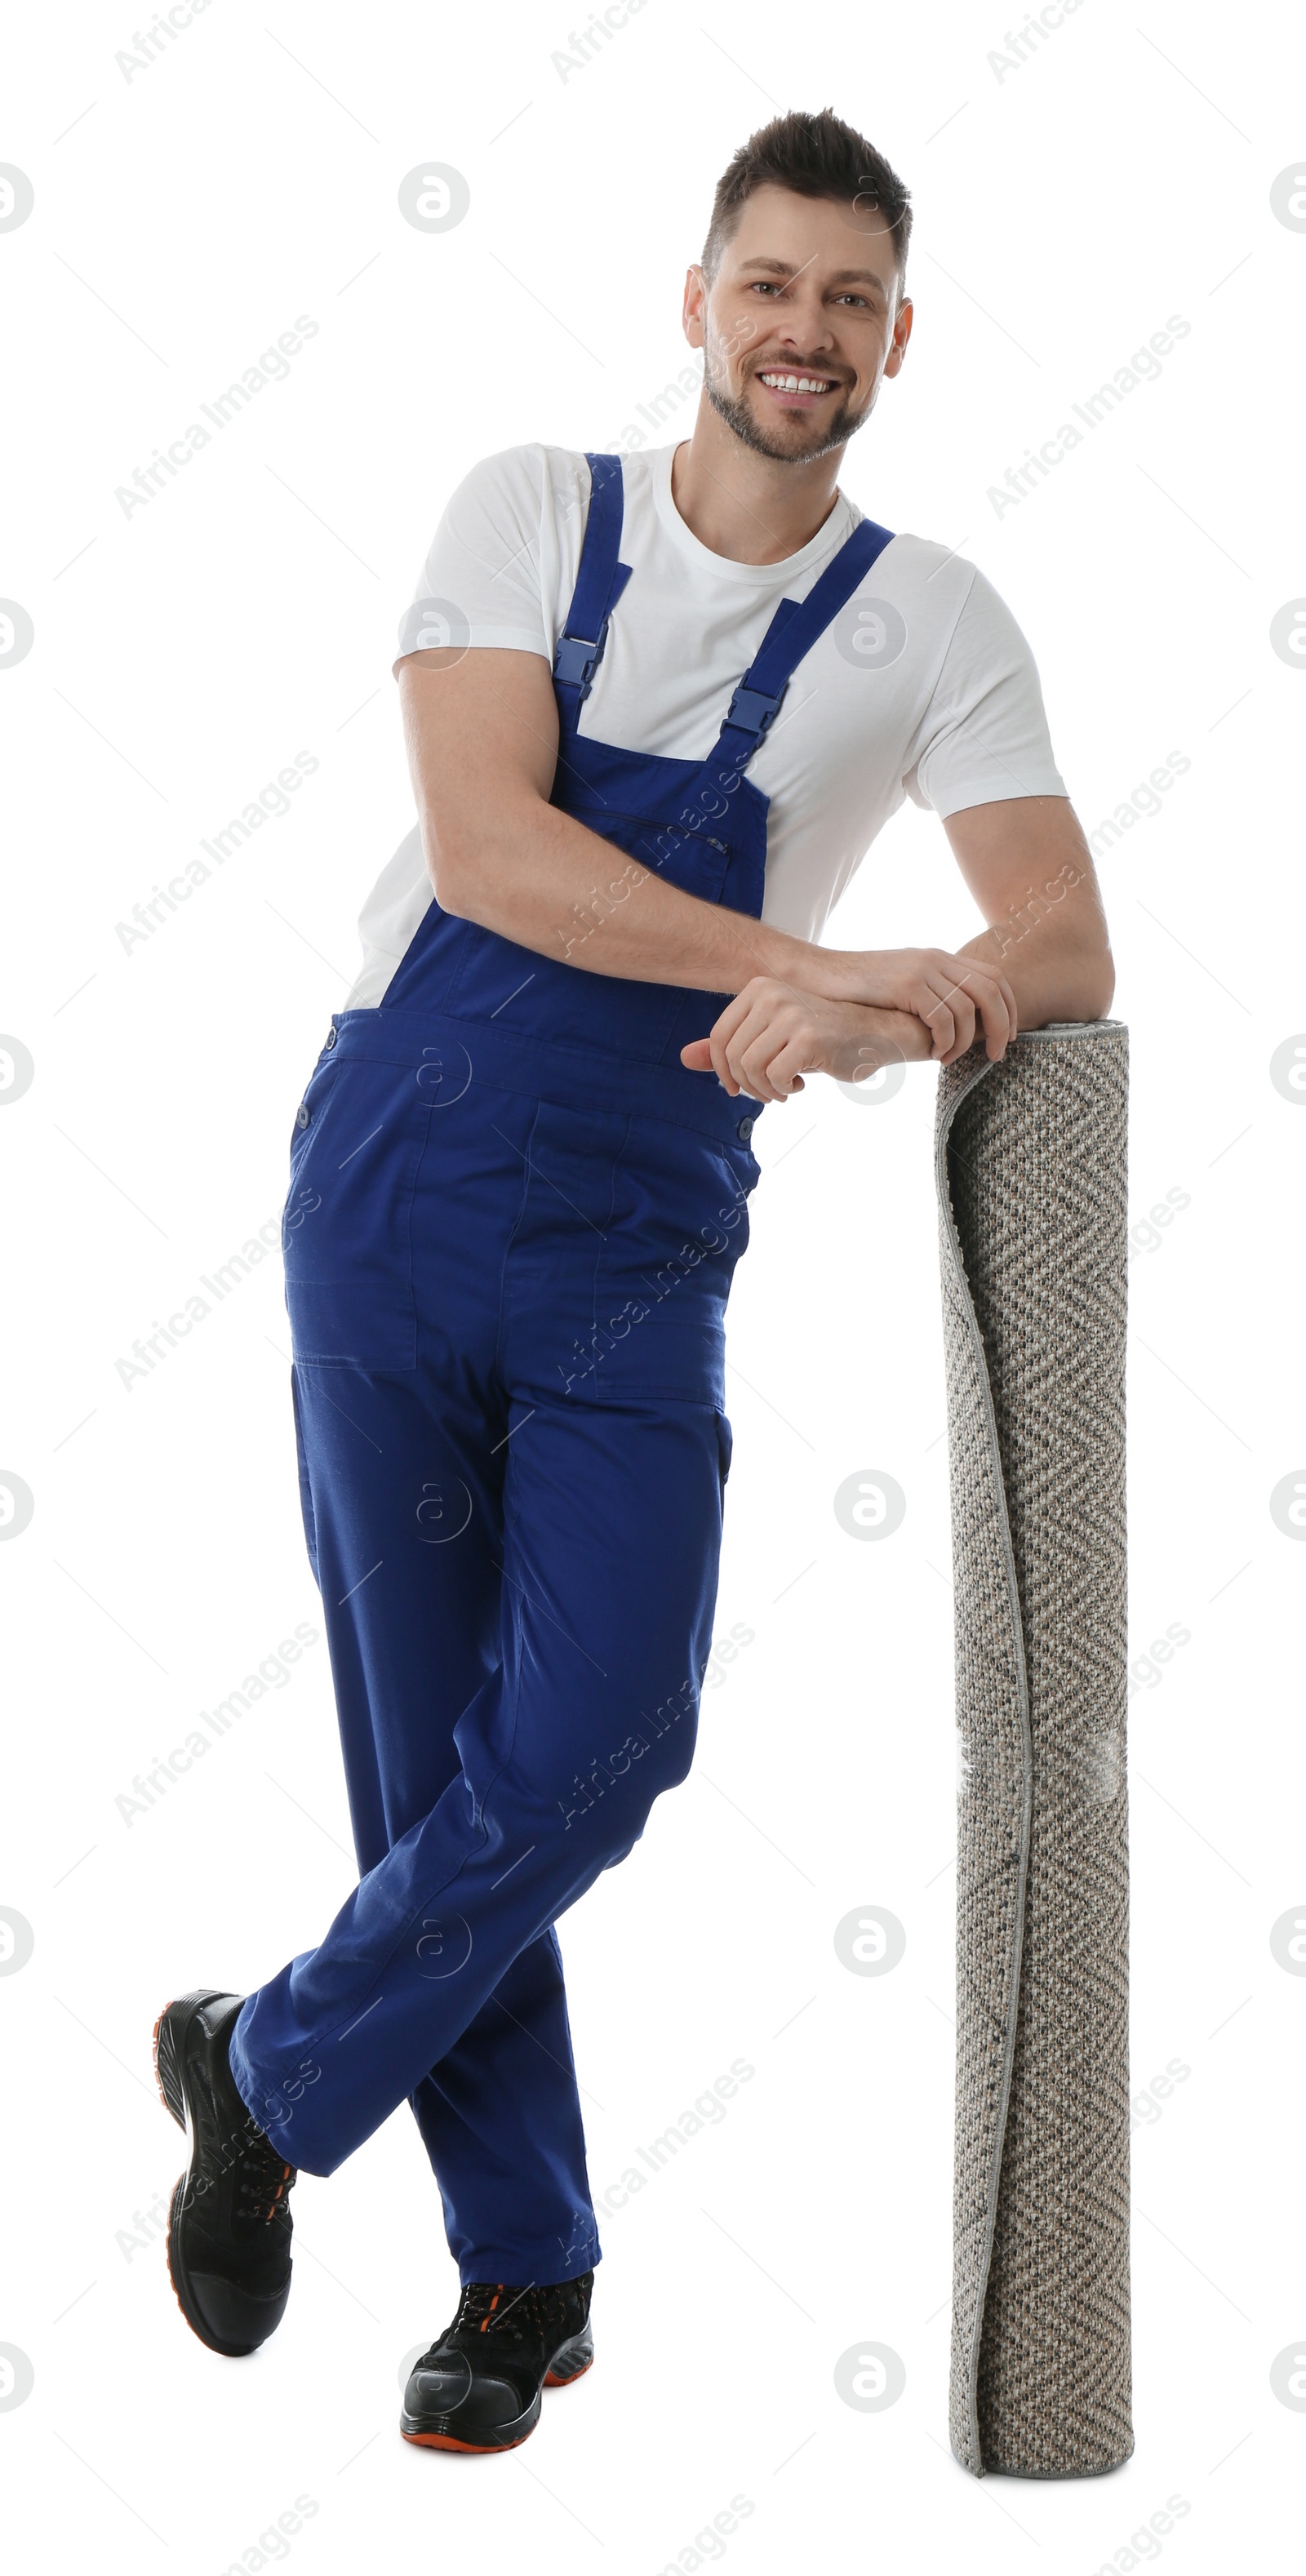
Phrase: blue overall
[{"left": 229, "top": 458, "right": 894, "bottom": 2284}]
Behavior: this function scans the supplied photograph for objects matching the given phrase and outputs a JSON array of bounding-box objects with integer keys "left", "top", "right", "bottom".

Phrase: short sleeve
[
  {"left": 393, "top": 446, "right": 556, "bottom": 667},
  {"left": 901, "top": 567, "right": 1068, "bottom": 816}
]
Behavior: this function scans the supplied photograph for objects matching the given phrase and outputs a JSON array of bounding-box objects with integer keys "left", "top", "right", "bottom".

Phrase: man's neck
[{"left": 669, "top": 404, "right": 846, "bottom": 566}]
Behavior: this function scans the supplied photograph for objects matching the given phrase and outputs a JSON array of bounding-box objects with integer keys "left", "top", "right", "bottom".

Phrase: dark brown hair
[{"left": 702, "top": 108, "right": 913, "bottom": 286}]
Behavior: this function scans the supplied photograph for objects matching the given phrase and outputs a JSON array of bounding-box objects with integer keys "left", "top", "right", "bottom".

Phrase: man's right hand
[
  {"left": 797, "top": 946, "right": 1019, "bottom": 1064},
  {"left": 681, "top": 984, "right": 933, "bottom": 1102},
  {"left": 395, "top": 650, "right": 1016, "bottom": 1062}
]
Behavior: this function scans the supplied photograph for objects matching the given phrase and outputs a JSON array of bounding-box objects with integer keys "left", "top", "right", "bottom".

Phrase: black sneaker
[
  {"left": 152, "top": 1988, "right": 296, "bottom": 2358},
  {"left": 400, "top": 2272, "right": 595, "bottom": 2453}
]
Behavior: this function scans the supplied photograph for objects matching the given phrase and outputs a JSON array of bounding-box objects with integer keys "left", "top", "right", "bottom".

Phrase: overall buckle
[
  {"left": 725, "top": 680, "right": 788, "bottom": 743},
  {"left": 553, "top": 629, "right": 606, "bottom": 697}
]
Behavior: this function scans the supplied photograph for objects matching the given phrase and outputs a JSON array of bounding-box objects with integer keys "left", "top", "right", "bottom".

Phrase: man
[{"left": 153, "top": 107, "right": 1113, "bottom": 2455}]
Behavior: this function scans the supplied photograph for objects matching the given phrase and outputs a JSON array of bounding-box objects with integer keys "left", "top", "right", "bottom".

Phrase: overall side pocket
[{"left": 283, "top": 1056, "right": 430, "bottom": 1370}]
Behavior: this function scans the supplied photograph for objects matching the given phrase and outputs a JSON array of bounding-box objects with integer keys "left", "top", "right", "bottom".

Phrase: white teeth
[{"left": 759, "top": 372, "right": 833, "bottom": 393}]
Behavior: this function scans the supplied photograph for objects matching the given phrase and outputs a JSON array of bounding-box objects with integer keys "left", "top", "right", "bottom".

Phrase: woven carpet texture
[{"left": 934, "top": 1022, "right": 1132, "bottom": 2479}]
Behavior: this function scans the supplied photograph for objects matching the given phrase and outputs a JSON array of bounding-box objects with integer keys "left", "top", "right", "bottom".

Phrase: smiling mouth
[{"left": 754, "top": 369, "right": 842, "bottom": 401}]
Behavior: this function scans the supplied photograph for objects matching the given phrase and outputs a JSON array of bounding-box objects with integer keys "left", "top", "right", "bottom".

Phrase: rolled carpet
[{"left": 934, "top": 1020, "right": 1131, "bottom": 2480}]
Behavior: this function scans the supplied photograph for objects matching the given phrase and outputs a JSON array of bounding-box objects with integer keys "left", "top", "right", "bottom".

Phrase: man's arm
[
  {"left": 397, "top": 646, "right": 1017, "bottom": 1064},
  {"left": 683, "top": 794, "right": 1114, "bottom": 1102},
  {"left": 942, "top": 794, "right": 1115, "bottom": 1026}
]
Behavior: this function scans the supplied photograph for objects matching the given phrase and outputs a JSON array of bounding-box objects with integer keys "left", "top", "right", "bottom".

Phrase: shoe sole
[
  {"left": 400, "top": 2330, "right": 594, "bottom": 2453},
  {"left": 153, "top": 1989, "right": 269, "bottom": 2361}
]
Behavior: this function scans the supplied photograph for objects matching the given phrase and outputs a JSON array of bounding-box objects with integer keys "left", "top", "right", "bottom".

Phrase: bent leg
[
  {"left": 272, "top": 1356, "right": 597, "bottom": 2281},
  {"left": 229, "top": 1389, "right": 726, "bottom": 2258}
]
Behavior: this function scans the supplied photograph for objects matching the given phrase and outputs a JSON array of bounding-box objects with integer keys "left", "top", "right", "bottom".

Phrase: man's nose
[{"left": 773, "top": 303, "right": 834, "bottom": 351}]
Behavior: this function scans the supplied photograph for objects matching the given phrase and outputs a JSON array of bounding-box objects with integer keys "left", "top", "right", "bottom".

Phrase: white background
[{"left": 2, "top": 1, "right": 1304, "bottom": 2569}]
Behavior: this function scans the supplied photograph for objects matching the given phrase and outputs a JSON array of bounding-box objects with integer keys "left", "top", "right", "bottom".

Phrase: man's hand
[
  {"left": 397, "top": 655, "right": 1111, "bottom": 1038},
  {"left": 681, "top": 981, "right": 934, "bottom": 1103},
  {"left": 808, "top": 946, "right": 1019, "bottom": 1062}
]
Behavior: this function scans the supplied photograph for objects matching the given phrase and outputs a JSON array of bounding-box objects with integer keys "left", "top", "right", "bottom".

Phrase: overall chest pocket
[
  {"left": 571, "top": 806, "right": 733, "bottom": 908},
  {"left": 282, "top": 1055, "right": 431, "bottom": 1370}
]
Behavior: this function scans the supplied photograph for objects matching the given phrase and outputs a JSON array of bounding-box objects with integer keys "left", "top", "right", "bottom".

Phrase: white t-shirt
[{"left": 347, "top": 440, "right": 1067, "bottom": 1009}]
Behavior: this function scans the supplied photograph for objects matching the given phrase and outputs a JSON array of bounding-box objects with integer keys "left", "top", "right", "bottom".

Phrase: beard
[{"left": 703, "top": 328, "right": 874, "bottom": 464}]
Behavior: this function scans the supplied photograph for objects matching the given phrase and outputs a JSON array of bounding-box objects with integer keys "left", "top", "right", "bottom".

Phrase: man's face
[{"left": 685, "top": 181, "right": 911, "bottom": 465}]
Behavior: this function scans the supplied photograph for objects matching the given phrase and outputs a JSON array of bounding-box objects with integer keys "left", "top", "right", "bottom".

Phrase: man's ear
[
  {"left": 884, "top": 295, "right": 913, "bottom": 378},
  {"left": 682, "top": 263, "right": 708, "bottom": 350}
]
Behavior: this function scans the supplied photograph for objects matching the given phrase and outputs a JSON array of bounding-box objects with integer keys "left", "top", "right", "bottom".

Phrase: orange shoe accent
[
  {"left": 544, "top": 2352, "right": 594, "bottom": 2387},
  {"left": 401, "top": 2427, "right": 534, "bottom": 2454}
]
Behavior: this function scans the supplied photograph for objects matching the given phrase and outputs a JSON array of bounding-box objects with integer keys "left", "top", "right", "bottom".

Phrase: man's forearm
[
  {"left": 428, "top": 788, "right": 986, "bottom": 1021},
  {"left": 408, "top": 655, "right": 1017, "bottom": 1047},
  {"left": 428, "top": 789, "right": 836, "bottom": 997},
  {"left": 404, "top": 657, "right": 1079, "bottom": 1054},
  {"left": 428, "top": 788, "right": 1021, "bottom": 1069},
  {"left": 943, "top": 797, "right": 1115, "bottom": 1029},
  {"left": 957, "top": 882, "right": 1114, "bottom": 1030}
]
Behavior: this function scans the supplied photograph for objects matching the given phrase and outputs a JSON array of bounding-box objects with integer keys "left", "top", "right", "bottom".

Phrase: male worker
[{"left": 153, "top": 107, "right": 1113, "bottom": 2454}]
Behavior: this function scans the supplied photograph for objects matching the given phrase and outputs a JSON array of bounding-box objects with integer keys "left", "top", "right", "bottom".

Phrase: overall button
[
  {"left": 295, "top": 1104, "right": 311, "bottom": 1130},
  {"left": 324, "top": 1026, "right": 338, "bottom": 1049},
  {"left": 736, "top": 1116, "right": 754, "bottom": 1143}
]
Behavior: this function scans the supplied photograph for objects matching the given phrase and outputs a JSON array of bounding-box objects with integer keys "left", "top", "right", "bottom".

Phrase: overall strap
[
  {"left": 713, "top": 513, "right": 896, "bottom": 771},
  {"left": 552, "top": 453, "right": 634, "bottom": 717}
]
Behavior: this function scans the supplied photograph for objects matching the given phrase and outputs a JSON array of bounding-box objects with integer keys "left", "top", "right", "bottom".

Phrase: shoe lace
[
  {"left": 235, "top": 2121, "right": 296, "bottom": 2227},
  {"left": 424, "top": 2272, "right": 591, "bottom": 2359},
  {"left": 449, "top": 2281, "right": 535, "bottom": 2345}
]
